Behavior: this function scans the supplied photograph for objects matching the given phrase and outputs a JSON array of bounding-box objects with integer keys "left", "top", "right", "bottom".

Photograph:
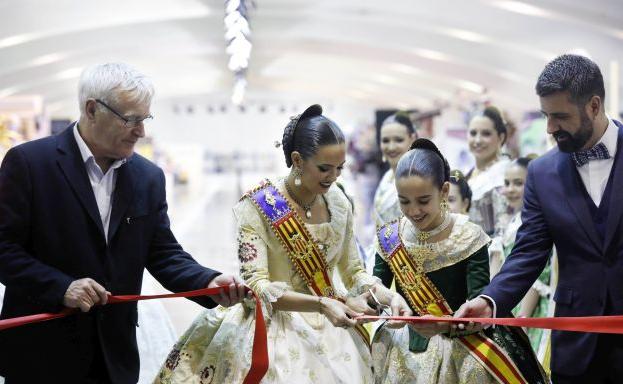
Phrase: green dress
[{"left": 371, "top": 214, "right": 547, "bottom": 384}]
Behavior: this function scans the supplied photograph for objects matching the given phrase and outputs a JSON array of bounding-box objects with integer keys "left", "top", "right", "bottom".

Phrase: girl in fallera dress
[
  {"left": 371, "top": 138, "right": 547, "bottom": 384},
  {"left": 447, "top": 170, "right": 472, "bottom": 216},
  {"left": 155, "top": 104, "right": 412, "bottom": 384},
  {"left": 493, "top": 156, "right": 555, "bottom": 369}
]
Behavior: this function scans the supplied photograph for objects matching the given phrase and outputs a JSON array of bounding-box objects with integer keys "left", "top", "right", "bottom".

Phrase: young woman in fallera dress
[
  {"left": 465, "top": 107, "right": 510, "bottom": 238},
  {"left": 155, "top": 105, "right": 412, "bottom": 384},
  {"left": 371, "top": 138, "right": 547, "bottom": 384},
  {"left": 365, "top": 113, "right": 418, "bottom": 273}
]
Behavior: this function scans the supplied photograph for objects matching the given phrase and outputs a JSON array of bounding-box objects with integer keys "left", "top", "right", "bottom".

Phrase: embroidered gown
[
  {"left": 372, "top": 170, "right": 402, "bottom": 229},
  {"left": 467, "top": 158, "right": 510, "bottom": 236},
  {"left": 155, "top": 180, "right": 378, "bottom": 384},
  {"left": 362, "top": 169, "right": 403, "bottom": 273},
  {"left": 371, "top": 214, "right": 546, "bottom": 384}
]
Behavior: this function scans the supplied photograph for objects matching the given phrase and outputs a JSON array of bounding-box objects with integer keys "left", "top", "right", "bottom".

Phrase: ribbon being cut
[{"left": 2, "top": 287, "right": 623, "bottom": 384}]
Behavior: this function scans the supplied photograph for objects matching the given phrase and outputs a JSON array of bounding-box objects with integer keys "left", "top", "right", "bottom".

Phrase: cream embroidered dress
[
  {"left": 467, "top": 158, "right": 510, "bottom": 236},
  {"left": 373, "top": 170, "right": 402, "bottom": 229},
  {"left": 155, "top": 180, "right": 378, "bottom": 384}
]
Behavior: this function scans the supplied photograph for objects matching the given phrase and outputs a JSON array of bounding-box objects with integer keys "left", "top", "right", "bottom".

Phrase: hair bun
[
  {"left": 300, "top": 104, "right": 323, "bottom": 120},
  {"left": 410, "top": 138, "right": 436, "bottom": 151},
  {"left": 409, "top": 138, "right": 450, "bottom": 182}
]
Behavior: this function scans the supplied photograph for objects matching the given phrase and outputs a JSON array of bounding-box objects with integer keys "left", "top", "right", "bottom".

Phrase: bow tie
[{"left": 572, "top": 142, "right": 610, "bottom": 167}]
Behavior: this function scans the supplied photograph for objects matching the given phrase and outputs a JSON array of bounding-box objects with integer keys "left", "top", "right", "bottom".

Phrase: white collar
[
  {"left": 73, "top": 123, "right": 126, "bottom": 170},
  {"left": 597, "top": 117, "right": 618, "bottom": 157}
]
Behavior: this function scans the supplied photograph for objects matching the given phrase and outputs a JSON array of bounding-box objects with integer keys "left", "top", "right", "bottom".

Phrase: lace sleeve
[{"left": 234, "top": 198, "right": 291, "bottom": 318}]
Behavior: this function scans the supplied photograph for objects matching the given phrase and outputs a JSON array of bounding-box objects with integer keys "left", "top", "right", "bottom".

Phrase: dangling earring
[
  {"left": 382, "top": 155, "right": 387, "bottom": 163},
  {"left": 440, "top": 199, "right": 449, "bottom": 213},
  {"left": 294, "top": 168, "right": 302, "bottom": 186}
]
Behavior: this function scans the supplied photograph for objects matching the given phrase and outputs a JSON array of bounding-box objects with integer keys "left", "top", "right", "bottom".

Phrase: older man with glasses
[{"left": 0, "top": 63, "right": 247, "bottom": 384}]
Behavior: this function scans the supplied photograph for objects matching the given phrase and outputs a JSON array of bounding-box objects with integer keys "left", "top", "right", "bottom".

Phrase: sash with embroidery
[
  {"left": 247, "top": 180, "right": 370, "bottom": 345},
  {"left": 377, "top": 220, "right": 528, "bottom": 384}
]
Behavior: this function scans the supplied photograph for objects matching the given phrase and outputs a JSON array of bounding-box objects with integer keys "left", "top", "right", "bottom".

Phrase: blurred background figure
[{"left": 447, "top": 169, "right": 472, "bottom": 215}]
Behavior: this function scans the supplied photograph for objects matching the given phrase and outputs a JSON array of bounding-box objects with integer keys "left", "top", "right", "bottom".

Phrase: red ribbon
[
  {"left": 358, "top": 314, "right": 623, "bottom": 334},
  {"left": 0, "top": 287, "right": 269, "bottom": 384}
]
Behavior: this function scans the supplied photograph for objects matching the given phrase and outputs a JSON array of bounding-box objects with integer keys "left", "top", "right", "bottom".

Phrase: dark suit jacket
[
  {"left": 0, "top": 125, "right": 220, "bottom": 383},
  {"left": 482, "top": 121, "right": 623, "bottom": 376}
]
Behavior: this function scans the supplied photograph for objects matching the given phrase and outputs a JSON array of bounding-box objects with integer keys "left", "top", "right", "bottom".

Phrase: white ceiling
[{"left": 0, "top": 0, "right": 622, "bottom": 116}]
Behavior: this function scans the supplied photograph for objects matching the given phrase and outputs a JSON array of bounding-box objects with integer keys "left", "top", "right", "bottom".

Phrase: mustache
[{"left": 552, "top": 131, "right": 572, "bottom": 141}]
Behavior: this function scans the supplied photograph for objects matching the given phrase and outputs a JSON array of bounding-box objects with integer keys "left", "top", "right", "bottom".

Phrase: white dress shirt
[
  {"left": 576, "top": 117, "right": 618, "bottom": 206},
  {"left": 73, "top": 124, "right": 126, "bottom": 242}
]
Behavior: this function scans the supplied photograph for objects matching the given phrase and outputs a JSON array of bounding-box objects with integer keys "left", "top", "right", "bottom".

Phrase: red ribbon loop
[{"left": 0, "top": 287, "right": 269, "bottom": 384}]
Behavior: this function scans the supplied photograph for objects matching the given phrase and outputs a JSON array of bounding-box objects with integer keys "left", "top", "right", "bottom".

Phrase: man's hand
[
  {"left": 63, "top": 278, "right": 110, "bottom": 312},
  {"left": 207, "top": 274, "right": 250, "bottom": 307},
  {"left": 452, "top": 297, "right": 493, "bottom": 332}
]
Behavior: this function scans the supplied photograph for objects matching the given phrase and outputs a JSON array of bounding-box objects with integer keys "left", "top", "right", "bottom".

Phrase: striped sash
[
  {"left": 377, "top": 220, "right": 528, "bottom": 384},
  {"left": 247, "top": 180, "right": 370, "bottom": 345}
]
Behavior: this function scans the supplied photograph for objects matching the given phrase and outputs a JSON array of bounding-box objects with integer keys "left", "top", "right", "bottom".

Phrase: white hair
[{"left": 78, "top": 62, "right": 155, "bottom": 115}]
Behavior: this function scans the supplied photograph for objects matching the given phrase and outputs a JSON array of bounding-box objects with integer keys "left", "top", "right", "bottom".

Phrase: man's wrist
[{"left": 478, "top": 294, "right": 497, "bottom": 318}]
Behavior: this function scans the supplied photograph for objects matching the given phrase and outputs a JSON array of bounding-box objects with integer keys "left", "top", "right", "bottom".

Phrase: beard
[{"left": 553, "top": 111, "right": 593, "bottom": 153}]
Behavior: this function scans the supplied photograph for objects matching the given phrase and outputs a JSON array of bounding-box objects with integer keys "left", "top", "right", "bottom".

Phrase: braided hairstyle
[
  {"left": 395, "top": 138, "right": 450, "bottom": 189},
  {"left": 281, "top": 104, "right": 345, "bottom": 167}
]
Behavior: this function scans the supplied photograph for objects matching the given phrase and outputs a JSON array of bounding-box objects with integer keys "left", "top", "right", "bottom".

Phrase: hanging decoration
[{"left": 224, "top": 0, "right": 254, "bottom": 105}]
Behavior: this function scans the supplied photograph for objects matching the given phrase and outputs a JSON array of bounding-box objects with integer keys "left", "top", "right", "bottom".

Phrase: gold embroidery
[{"left": 289, "top": 232, "right": 313, "bottom": 260}]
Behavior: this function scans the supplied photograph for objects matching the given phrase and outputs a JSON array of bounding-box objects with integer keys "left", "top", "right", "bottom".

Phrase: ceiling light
[
  {"left": 443, "top": 28, "right": 490, "bottom": 43},
  {"left": 412, "top": 48, "right": 450, "bottom": 62},
  {"left": 492, "top": 1, "right": 551, "bottom": 17}
]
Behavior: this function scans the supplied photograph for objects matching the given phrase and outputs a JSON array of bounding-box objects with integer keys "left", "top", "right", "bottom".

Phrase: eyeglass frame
[{"left": 95, "top": 99, "right": 153, "bottom": 128}]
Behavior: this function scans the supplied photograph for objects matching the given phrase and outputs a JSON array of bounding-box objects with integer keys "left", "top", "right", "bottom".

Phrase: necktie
[{"left": 571, "top": 142, "right": 610, "bottom": 167}]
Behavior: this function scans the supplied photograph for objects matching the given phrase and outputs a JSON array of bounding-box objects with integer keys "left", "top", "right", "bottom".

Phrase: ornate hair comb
[{"left": 450, "top": 169, "right": 464, "bottom": 181}]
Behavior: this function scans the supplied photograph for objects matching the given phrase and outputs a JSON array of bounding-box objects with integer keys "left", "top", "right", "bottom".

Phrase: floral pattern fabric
[{"left": 155, "top": 179, "right": 378, "bottom": 384}]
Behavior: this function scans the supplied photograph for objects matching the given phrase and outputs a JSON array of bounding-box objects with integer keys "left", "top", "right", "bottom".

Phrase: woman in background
[
  {"left": 373, "top": 112, "right": 418, "bottom": 229},
  {"left": 365, "top": 113, "right": 418, "bottom": 272},
  {"left": 465, "top": 106, "right": 510, "bottom": 236}
]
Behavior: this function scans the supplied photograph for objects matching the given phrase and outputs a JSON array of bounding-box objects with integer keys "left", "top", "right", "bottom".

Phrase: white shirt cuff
[{"left": 478, "top": 294, "right": 497, "bottom": 328}]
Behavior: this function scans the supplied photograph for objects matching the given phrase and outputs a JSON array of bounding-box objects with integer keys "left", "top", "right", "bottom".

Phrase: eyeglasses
[{"left": 95, "top": 99, "right": 153, "bottom": 128}]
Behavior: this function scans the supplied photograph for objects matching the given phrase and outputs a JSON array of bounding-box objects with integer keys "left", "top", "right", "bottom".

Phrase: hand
[
  {"left": 345, "top": 291, "right": 377, "bottom": 316},
  {"left": 63, "top": 278, "right": 110, "bottom": 312},
  {"left": 408, "top": 314, "right": 449, "bottom": 338},
  {"left": 385, "top": 294, "right": 413, "bottom": 329},
  {"left": 206, "top": 274, "right": 251, "bottom": 307},
  {"left": 320, "top": 297, "right": 361, "bottom": 328},
  {"left": 452, "top": 297, "right": 493, "bottom": 333}
]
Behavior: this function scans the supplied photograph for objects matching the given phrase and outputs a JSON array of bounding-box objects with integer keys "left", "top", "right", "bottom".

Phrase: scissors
[{"left": 368, "top": 288, "right": 391, "bottom": 317}]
